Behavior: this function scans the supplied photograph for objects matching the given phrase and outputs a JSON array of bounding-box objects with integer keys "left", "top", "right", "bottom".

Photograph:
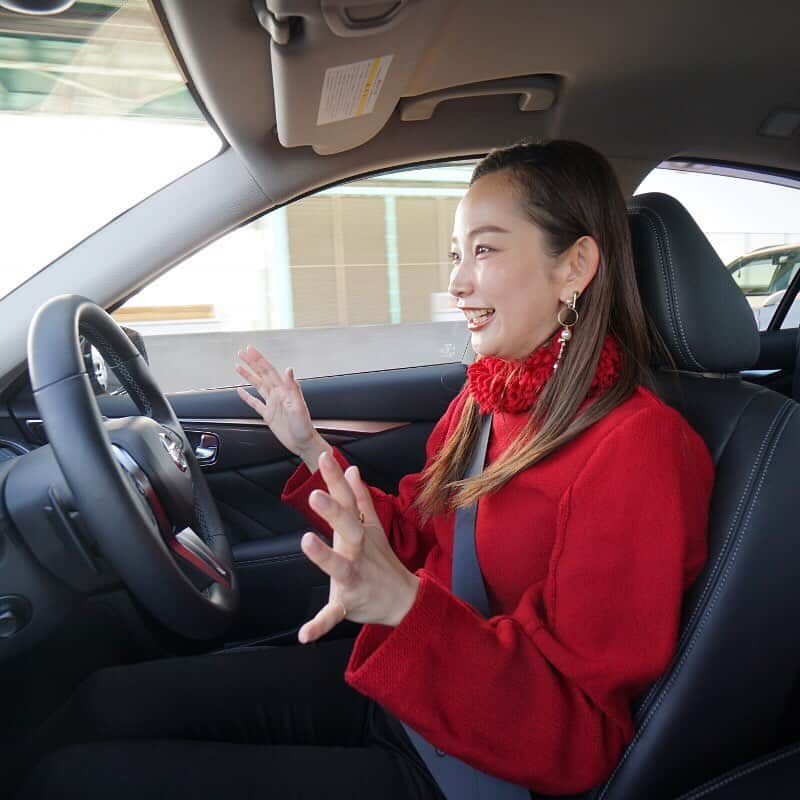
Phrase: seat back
[{"left": 593, "top": 193, "right": 800, "bottom": 799}]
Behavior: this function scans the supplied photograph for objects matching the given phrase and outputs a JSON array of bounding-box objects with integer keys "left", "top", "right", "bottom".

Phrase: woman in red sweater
[
  {"left": 234, "top": 140, "right": 715, "bottom": 795},
  {"left": 20, "top": 140, "right": 713, "bottom": 800}
]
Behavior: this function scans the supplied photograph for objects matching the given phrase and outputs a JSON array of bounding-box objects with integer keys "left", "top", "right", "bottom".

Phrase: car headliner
[
  {"left": 164, "top": 0, "right": 800, "bottom": 197},
  {"left": 0, "top": 0, "right": 797, "bottom": 391}
]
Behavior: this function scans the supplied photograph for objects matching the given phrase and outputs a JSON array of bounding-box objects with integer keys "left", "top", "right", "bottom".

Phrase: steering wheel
[{"left": 27, "top": 295, "right": 238, "bottom": 639}]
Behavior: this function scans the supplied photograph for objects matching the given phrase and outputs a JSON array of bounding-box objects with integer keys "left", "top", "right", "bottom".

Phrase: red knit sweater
[{"left": 282, "top": 341, "right": 714, "bottom": 794}]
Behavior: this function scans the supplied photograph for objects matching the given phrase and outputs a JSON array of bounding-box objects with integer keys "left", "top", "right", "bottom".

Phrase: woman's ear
[{"left": 560, "top": 235, "right": 600, "bottom": 301}]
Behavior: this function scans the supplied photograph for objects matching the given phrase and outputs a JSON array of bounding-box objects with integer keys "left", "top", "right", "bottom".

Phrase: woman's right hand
[{"left": 235, "top": 346, "right": 331, "bottom": 471}]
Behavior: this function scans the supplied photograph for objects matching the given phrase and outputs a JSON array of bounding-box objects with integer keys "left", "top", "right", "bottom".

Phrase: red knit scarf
[{"left": 466, "top": 332, "right": 623, "bottom": 414}]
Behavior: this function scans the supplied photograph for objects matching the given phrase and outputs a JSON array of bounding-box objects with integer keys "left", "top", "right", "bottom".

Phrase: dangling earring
[{"left": 553, "top": 291, "right": 579, "bottom": 371}]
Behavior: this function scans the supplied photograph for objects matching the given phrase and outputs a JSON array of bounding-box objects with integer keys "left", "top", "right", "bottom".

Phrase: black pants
[{"left": 16, "top": 637, "right": 447, "bottom": 800}]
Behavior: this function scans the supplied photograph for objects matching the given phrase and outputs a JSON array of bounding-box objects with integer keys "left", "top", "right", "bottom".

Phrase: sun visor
[{"left": 255, "top": 0, "right": 454, "bottom": 155}]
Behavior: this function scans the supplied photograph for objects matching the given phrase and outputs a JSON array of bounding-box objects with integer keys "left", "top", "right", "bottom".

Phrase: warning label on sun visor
[{"left": 316, "top": 55, "right": 393, "bottom": 126}]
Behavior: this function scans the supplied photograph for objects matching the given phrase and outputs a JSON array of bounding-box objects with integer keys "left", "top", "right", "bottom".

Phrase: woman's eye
[
  {"left": 475, "top": 244, "right": 492, "bottom": 256},
  {"left": 448, "top": 251, "right": 461, "bottom": 264}
]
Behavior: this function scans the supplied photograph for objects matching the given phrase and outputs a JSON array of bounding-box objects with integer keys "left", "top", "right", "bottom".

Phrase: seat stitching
[
  {"left": 599, "top": 401, "right": 793, "bottom": 798},
  {"left": 597, "top": 400, "right": 796, "bottom": 799},
  {"left": 676, "top": 742, "right": 800, "bottom": 799},
  {"left": 635, "top": 204, "right": 705, "bottom": 370},
  {"left": 628, "top": 209, "right": 682, "bottom": 366},
  {"left": 80, "top": 322, "right": 153, "bottom": 417},
  {"left": 634, "top": 387, "right": 776, "bottom": 718},
  {"left": 629, "top": 206, "right": 705, "bottom": 371},
  {"left": 193, "top": 493, "right": 218, "bottom": 546},
  {"left": 237, "top": 553, "right": 306, "bottom": 567}
]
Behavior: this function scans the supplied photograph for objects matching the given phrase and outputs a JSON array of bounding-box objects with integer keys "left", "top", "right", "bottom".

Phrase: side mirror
[{"left": 80, "top": 326, "right": 149, "bottom": 396}]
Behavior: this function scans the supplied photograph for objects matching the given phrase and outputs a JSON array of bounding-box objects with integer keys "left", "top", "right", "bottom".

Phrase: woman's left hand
[{"left": 297, "top": 451, "right": 420, "bottom": 644}]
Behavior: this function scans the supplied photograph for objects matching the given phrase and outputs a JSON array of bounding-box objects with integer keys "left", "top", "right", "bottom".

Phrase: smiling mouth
[{"left": 462, "top": 308, "right": 496, "bottom": 330}]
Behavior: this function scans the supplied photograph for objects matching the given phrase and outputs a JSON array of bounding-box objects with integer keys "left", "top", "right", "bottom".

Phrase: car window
[
  {"left": 729, "top": 255, "right": 783, "bottom": 295},
  {"left": 634, "top": 164, "right": 800, "bottom": 331},
  {"left": 0, "top": 0, "right": 222, "bottom": 300},
  {"left": 730, "top": 251, "right": 800, "bottom": 296},
  {"left": 114, "top": 163, "right": 474, "bottom": 393},
  {"left": 770, "top": 255, "right": 800, "bottom": 293}
]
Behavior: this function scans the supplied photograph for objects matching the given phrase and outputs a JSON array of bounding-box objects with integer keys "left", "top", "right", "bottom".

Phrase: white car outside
[{"left": 727, "top": 245, "right": 800, "bottom": 330}]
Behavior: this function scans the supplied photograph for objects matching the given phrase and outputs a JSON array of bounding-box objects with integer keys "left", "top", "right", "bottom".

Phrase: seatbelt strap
[
  {"left": 450, "top": 411, "right": 494, "bottom": 614},
  {"left": 401, "top": 413, "right": 531, "bottom": 800}
]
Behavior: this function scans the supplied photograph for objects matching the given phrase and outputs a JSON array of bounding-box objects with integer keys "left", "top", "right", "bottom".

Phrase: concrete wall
[{"left": 139, "top": 321, "right": 469, "bottom": 394}]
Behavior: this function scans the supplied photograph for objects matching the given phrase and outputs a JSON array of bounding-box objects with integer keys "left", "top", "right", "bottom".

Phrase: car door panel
[
  {"left": 743, "top": 329, "right": 796, "bottom": 396},
  {"left": 99, "top": 361, "right": 464, "bottom": 640},
  {"left": 204, "top": 420, "right": 435, "bottom": 541},
  {"left": 756, "top": 329, "right": 796, "bottom": 368},
  {"left": 4, "top": 361, "right": 465, "bottom": 642}
]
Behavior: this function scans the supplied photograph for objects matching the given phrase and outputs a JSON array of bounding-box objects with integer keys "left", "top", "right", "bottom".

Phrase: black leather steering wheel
[{"left": 28, "top": 295, "right": 238, "bottom": 638}]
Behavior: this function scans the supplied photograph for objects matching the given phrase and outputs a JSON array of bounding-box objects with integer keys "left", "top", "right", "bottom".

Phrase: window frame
[
  {"left": 766, "top": 256, "right": 800, "bottom": 331},
  {"left": 650, "top": 158, "right": 800, "bottom": 331}
]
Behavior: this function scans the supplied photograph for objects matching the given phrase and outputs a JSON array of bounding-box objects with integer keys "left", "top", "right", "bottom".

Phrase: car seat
[{"left": 583, "top": 193, "right": 800, "bottom": 799}]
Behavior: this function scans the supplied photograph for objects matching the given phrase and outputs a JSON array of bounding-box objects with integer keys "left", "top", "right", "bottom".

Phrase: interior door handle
[{"left": 192, "top": 432, "right": 219, "bottom": 466}]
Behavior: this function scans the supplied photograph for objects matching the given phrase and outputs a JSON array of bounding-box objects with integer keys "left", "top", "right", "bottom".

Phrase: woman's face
[{"left": 449, "top": 169, "right": 571, "bottom": 361}]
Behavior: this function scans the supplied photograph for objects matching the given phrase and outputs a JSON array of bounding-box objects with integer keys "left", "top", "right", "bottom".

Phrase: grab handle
[{"left": 400, "top": 75, "right": 558, "bottom": 122}]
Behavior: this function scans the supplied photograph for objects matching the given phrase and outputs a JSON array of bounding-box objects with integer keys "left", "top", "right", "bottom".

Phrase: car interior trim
[{"left": 178, "top": 417, "right": 410, "bottom": 434}]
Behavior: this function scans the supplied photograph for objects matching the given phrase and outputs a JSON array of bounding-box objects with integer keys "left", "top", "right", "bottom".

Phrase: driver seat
[{"left": 585, "top": 192, "right": 800, "bottom": 799}]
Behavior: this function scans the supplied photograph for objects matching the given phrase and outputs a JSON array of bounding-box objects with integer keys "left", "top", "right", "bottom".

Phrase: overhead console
[{"left": 253, "top": 0, "right": 559, "bottom": 154}]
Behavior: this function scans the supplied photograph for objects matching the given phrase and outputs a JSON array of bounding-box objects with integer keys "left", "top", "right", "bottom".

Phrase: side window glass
[
  {"left": 634, "top": 166, "right": 800, "bottom": 331},
  {"left": 114, "top": 163, "right": 472, "bottom": 393},
  {"left": 730, "top": 256, "right": 781, "bottom": 295}
]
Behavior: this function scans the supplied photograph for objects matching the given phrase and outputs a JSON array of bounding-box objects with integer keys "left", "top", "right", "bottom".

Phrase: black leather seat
[
  {"left": 584, "top": 193, "right": 800, "bottom": 799},
  {"left": 674, "top": 742, "right": 800, "bottom": 799}
]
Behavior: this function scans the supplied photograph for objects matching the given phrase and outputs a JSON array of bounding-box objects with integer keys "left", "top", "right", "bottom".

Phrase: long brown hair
[{"left": 415, "top": 139, "right": 653, "bottom": 518}]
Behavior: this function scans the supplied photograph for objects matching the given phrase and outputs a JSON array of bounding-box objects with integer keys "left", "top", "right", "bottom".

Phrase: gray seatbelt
[{"left": 401, "top": 413, "right": 531, "bottom": 800}]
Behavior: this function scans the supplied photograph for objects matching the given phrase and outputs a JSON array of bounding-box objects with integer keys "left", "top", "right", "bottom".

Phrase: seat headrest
[{"left": 628, "top": 192, "right": 760, "bottom": 373}]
